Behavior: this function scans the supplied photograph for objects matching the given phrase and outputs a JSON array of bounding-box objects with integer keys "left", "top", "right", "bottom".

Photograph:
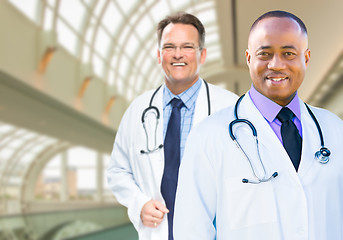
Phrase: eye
[
  {"left": 284, "top": 52, "right": 296, "bottom": 56},
  {"left": 256, "top": 51, "right": 271, "bottom": 59},
  {"left": 283, "top": 51, "right": 297, "bottom": 59},
  {"left": 257, "top": 51, "right": 271, "bottom": 56},
  {"left": 162, "top": 46, "right": 175, "bottom": 50},
  {"left": 183, "top": 45, "right": 194, "bottom": 49}
]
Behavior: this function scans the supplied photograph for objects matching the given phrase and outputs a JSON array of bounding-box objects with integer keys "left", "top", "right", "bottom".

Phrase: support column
[
  {"left": 95, "top": 152, "right": 104, "bottom": 202},
  {"left": 60, "top": 151, "right": 68, "bottom": 202}
]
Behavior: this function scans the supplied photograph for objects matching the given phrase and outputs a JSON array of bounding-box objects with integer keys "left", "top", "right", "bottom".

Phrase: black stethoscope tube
[
  {"left": 229, "top": 94, "right": 331, "bottom": 183},
  {"left": 140, "top": 80, "right": 211, "bottom": 154}
]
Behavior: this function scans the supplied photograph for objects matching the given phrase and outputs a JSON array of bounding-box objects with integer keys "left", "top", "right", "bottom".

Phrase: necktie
[
  {"left": 161, "top": 98, "right": 183, "bottom": 240},
  {"left": 277, "top": 107, "right": 302, "bottom": 171}
]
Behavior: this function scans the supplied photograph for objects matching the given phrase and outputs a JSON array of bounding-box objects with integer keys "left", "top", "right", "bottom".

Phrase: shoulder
[
  {"left": 304, "top": 104, "right": 343, "bottom": 139},
  {"left": 129, "top": 89, "right": 156, "bottom": 107},
  {"left": 119, "top": 89, "right": 157, "bottom": 124},
  {"left": 124, "top": 89, "right": 157, "bottom": 113},
  {"left": 204, "top": 82, "right": 238, "bottom": 112},
  {"left": 207, "top": 82, "right": 238, "bottom": 101},
  {"left": 193, "top": 105, "right": 235, "bottom": 137},
  {"left": 306, "top": 104, "right": 343, "bottom": 126}
]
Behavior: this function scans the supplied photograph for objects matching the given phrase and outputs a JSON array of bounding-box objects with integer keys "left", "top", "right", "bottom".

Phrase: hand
[{"left": 140, "top": 200, "right": 169, "bottom": 228}]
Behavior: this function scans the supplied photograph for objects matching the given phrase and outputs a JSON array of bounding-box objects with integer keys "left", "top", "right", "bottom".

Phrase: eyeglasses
[{"left": 161, "top": 44, "right": 201, "bottom": 54}]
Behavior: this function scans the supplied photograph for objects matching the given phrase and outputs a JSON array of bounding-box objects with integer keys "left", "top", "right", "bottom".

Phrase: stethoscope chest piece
[
  {"left": 315, "top": 147, "right": 330, "bottom": 164},
  {"left": 230, "top": 95, "right": 331, "bottom": 184}
]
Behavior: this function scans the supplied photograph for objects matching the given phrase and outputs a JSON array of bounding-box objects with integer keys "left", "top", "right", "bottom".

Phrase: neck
[{"left": 165, "top": 77, "right": 199, "bottom": 95}]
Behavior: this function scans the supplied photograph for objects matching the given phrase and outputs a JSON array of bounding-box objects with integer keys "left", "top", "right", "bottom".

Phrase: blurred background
[{"left": 0, "top": 0, "right": 342, "bottom": 239}]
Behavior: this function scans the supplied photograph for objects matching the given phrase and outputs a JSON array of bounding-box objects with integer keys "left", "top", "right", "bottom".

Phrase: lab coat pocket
[{"left": 226, "top": 179, "right": 277, "bottom": 230}]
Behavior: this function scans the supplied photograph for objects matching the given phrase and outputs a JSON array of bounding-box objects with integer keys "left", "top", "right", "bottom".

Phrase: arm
[
  {"left": 107, "top": 105, "right": 168, "bottom": 230},
  {"left": 173, "top": 128, "right": 217, "bottom": 239}
]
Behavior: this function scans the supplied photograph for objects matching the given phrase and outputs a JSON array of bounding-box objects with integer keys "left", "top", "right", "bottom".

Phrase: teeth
[
  {"left": 172, "top": 63, "right": 186, "bottom": 66},
  {"left": 267, "top": 77, "right": 286, "bottom": 82}
]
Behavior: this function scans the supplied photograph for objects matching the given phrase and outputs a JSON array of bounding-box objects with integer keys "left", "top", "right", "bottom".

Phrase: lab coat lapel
[
  {"left": 239, "top": 95, "right": 301, "bottom": 182},
  {"left": 193, "top": 80, "right": 209, "bottom": 126},
  {"left": 145, "top": 85, "right": 165, "bottom": 200},
  {"left": 297, "top": 101, "right": 321, "bottom": 177}
]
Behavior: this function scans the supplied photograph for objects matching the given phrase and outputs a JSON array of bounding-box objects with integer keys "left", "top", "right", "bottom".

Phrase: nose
[
  {"left": 268, "top": 54, "right": 285, "bottom": 70},
  {"left": 173, "top": 47, "right": 183, "bottom": 59}
]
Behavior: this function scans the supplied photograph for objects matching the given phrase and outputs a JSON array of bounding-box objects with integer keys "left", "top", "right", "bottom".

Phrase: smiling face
[
  {"left": 158, "top": 23, "right": 206, "bottom": 95},
  {"left": 246, "top": 17, "right": 310, "bottom": 106}
]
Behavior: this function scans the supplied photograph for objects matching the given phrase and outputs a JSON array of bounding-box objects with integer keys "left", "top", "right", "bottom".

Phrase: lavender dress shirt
[{"left": 248, "top": 84, "right": 302, "bottom": 144}]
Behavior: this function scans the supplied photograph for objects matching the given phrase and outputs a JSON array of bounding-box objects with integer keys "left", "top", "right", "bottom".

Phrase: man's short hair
[
  {"left": 250, "top": 10, "right": 307, "bottom": 35},
  {"left": 157, "top": 12, "right": 205, "bottom": 49}
]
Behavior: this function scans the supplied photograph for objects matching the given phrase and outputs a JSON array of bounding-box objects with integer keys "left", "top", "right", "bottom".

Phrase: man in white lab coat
[
  {"left": 107, "top": 12, "right": 237, "bottom": 240},
  {"left": 174, "top": 10, "right": 343, "bottom": 239}
]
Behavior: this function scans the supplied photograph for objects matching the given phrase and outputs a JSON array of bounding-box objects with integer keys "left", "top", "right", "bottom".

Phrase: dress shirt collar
[
  {"left": 248, "top": 84, "right": 301, "bottom": 123},
  {"left": 163, "top": 78, "right": 202, "bottom": 110}
]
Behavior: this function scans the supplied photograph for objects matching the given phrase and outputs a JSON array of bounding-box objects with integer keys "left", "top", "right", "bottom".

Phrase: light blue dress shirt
[{"left": 163, "top": 78, "right": 202, "bottom": 160}]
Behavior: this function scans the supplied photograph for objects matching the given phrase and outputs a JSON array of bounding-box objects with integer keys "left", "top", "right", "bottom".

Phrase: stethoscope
[
  {"left": 229, "top": 94, "right": 331, "bottom": 184},
  {"left": 140, "top": 80, "right": 211, "bottom": 154}
]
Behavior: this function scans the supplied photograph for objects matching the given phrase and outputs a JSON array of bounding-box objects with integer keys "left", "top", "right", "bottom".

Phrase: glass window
[
  {"left": 0, "top": 124, "right": 14, "bottom": 134},
  {"left": 117, "top": 77, "right": 124, "bottom": 95},
  {"left": 68, "top": 147, "right": 96, "bottom": 199},
  {"left": 8, "top": 0, "right": 222, "bottom": 102},
  {"left": 47, "top": 0, "right": 56, "bottom": 7},
  {"left": 82, "top": 44, "right": 90, "bottom": 63},
  {"left": 7, "top": 138, "right": 26, "bottom": 149},
  {"left": 170, "top": 0, "right": 187, "bottom": 11},
  {"left": 118, "top": 0, "right": 137, "bottom": 15},
  {"left": 197, "top": 9, "right": 216, "bottom": 26},
  {"left": 85, "top": 23, "right": 95, "bottom": 44},
  {"left": 206, "top": 48, "right": 221, "bottom": 62},
  {"left": 8, "top": 0, "right": 39, "bottom": 23},
  {"left": 150, "top": 1, "right": 169, "bottom": 23},
  {"left": 95, "top": 27, "right": 111, "bottom": 58},
  {"left": 102, "top": 1, "right": 122, "bottom": 35},
  {"left": 206, "top": 33, "right": 219, "bottom": 45},
  {"left": 59, "top": 0, "right": 85, "bottom": 31},
  {"left": 108, "top": 70, "right": 114, "bottom": 86},
  {"left": 125, "top": 35, "right": 140, "bottom": 59},
  {"left": 56, "top": 20, "right": 78, "bottom": 55},
  {"left": 0, "top": 148, "right": 15, "bottom": 160},
  {"left": 81, "top": 0, "right": 94, "bottom": 6},
  {"left": 93, "top": 0, "right": 106, "bottom": 17},
  {"left": 92, "top": 54, "right": 104, "bottom": 77},
  {"left": 135, "top": 15, "right": 152, "bottom": 40},
  {"left": 43, "top": 7, "right": 54, "bottom": 31},
  {"left": 118, "top": 56, "right": 130, "bottom": 77},
  {"left": 40, "top": 154, "right": 62, "bottom": 200}
]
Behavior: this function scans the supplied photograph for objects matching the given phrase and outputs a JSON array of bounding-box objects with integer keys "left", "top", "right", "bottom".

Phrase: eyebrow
[
  {"left": 281, "top": 45, "right": 297, "bottom": 50},
  {"left": 162, "top": 42, "right": 196, "bottom": 46},
  {"left": 257, "top": 45, "right": 297, "bottom": 50}
]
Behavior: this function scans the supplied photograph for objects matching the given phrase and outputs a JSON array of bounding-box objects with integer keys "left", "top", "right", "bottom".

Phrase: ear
[
  {"left": 200, "top": 48, "right": 207, "bottom": 64},
  {"left": 245, "top": 49, "right": 251, "bottom": 65},
  {"left": 157, "top": 48, "right": 161, "bottom": 64},
  {"left": 304, "top": 49, "right": 311, "bottom": 67}
]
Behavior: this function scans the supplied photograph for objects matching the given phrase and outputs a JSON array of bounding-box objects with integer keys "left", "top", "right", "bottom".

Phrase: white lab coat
[
  {"left": 107, "top": 80, "right": 238, "bottom": 240},
  {"left": 174, "top": 93, "right": 343, "bottom": 240}
]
